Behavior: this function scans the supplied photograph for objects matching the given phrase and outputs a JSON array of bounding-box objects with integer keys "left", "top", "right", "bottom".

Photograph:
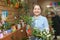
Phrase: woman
[
  {"left": 31, "top": 4, "right": 49, "bottom": 40},
  {"left": 52, "top": 11, "right": 60, "bottom": 40}
]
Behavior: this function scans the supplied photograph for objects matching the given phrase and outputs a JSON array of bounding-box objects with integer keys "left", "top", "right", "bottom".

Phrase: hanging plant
[
  {"left": 5, "top": 0, "right": 28, "bottom": 10},
  {"left": 5, "top": 0, "right": 18, "bottom": 7},
  {"left": 15, "top": 2, "right": 19, "bottom": 9}
]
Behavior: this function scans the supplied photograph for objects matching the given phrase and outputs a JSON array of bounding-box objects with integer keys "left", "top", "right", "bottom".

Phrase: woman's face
[{"left": 33, "top": 5, "right": 41, "bottom": 16}]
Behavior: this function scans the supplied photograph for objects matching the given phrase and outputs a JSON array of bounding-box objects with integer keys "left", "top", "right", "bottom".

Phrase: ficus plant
[{"left": 20, "top": 15, "right": 32, "bottom": 26}]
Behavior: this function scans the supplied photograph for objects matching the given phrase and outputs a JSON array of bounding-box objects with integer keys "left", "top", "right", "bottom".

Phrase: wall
[{"left": 0, "top": 0, "right": 18, "bottom": 22}]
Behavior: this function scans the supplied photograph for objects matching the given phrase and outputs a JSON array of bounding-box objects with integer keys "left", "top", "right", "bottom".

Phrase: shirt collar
[{"left": 33, "top": 15, "right": 42, "bottom": 19}]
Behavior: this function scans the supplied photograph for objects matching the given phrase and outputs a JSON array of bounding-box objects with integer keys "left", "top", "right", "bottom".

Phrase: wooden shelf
[{"left": 0, "top": 27, "right": 27, "bottom": 40}]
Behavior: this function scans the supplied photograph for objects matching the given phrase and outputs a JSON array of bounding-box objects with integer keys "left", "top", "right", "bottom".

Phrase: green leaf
[{"left": 58, "top": 2, "right": 60, "bottom": 5}]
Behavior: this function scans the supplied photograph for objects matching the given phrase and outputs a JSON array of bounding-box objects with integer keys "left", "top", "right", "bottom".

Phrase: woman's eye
[
  {"left": 34, "top": 8, "right": 37, "bottom": 10},
  {"left": 34, "top": 8, "right": 40, "bottom": 10}
]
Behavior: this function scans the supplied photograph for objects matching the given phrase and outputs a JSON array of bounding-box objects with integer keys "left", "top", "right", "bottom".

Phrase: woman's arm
[{"left": 43, "top": 17, "right": 49, "bottom": 33}]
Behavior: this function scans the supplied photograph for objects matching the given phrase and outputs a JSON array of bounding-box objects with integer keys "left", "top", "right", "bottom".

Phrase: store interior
[{"left": 0, "top": 0, "right": 60, "bottom": 40}]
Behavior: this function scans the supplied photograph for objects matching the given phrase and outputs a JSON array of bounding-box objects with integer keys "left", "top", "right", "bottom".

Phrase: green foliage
[
  {"left": 48, "top": 20, "right": 52, "bottom": 26},
  {"left": 1, "top": 22, "right": 12, "bottom": 30},
  {"left": 14, "top": 19, "right": 19, "bottom": 24},
  {"left": 22, "top": 37, "right": 28, "bottom": 40},
  {"left": 32, "top": 27, "right": 52, "bottom": 40},
  {"left": 6, "top": 22, "right": 12, "bottom": 30},
  {"left": 0, "top": 26, "right": 4, "bottom": 30},
  {"left": 32, "top": 27, "right": 40, "bottom": 37},
  {"left": 24, "top": 3, "right": 29, "bottom": 13},
  {"left": 20, "top": 15, "right": 32, "bottom": 26}
]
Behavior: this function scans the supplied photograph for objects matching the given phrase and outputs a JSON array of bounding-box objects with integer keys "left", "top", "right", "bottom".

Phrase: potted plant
[{"left": 32, "top": 27, "right": 52, "bottom": 40}]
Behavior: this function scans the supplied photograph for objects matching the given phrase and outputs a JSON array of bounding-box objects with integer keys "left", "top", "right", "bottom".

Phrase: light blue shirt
[{"left": 32, "top": 15, "right": 49, "bottom": 32}]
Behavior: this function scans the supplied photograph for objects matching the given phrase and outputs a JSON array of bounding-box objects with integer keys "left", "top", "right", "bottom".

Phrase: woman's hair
[{"left": 33, "top": 4, "right": 42, "bottom": 11}]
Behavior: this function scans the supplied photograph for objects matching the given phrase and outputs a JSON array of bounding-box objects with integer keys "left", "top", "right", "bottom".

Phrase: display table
[{"left": 0, "top": 27, "right": 27, "bottom": 40}]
